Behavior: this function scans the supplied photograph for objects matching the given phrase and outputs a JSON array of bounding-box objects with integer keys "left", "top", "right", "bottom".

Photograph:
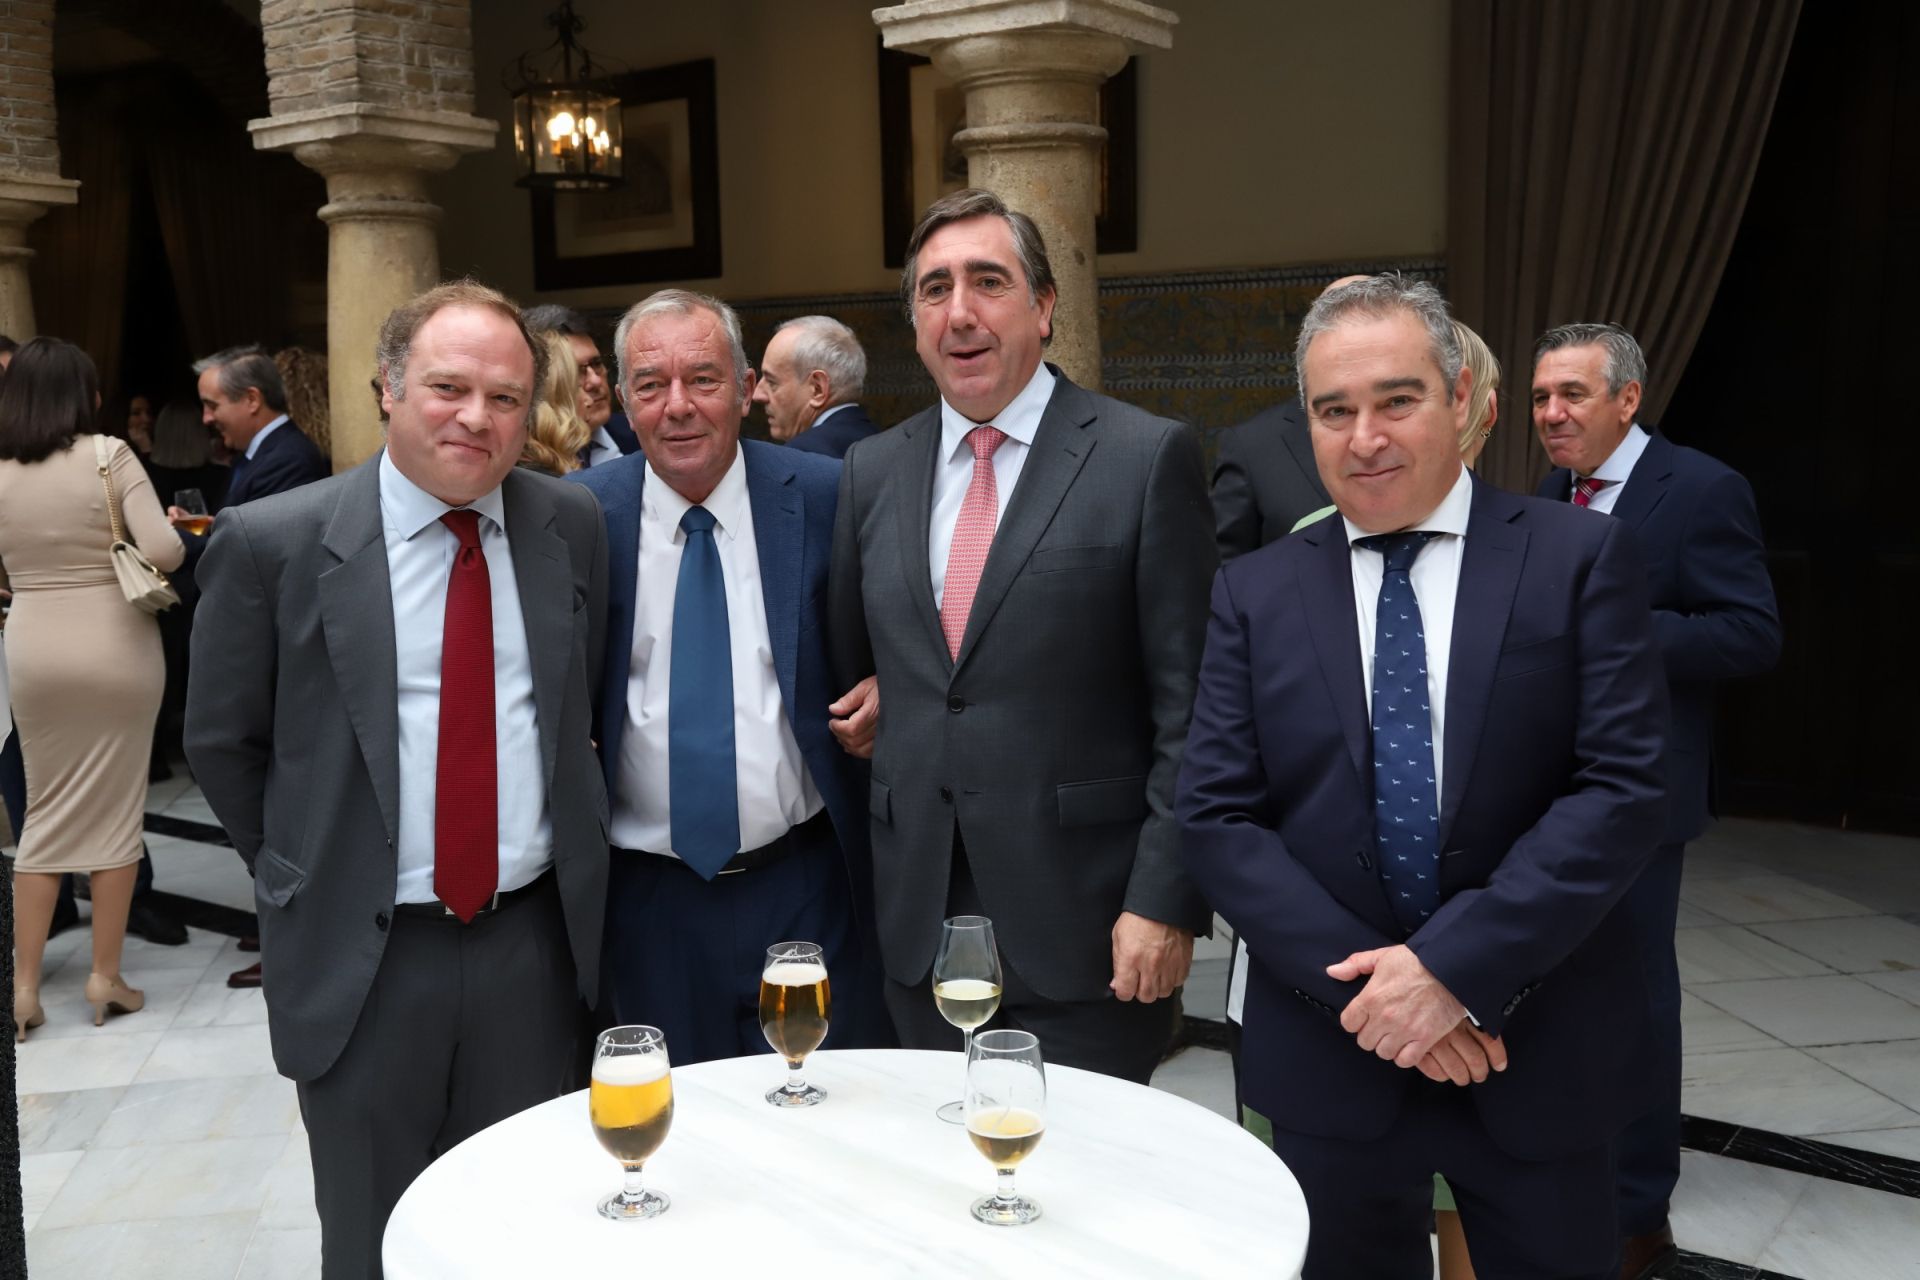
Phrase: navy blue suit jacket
[
  {"left": 568, "top": 441, "right": 872, "bottom": 912},
  {"left": 184, "top": 421, "right": 330, "bottom": 578},
  {"left": 1538, "top": 432, "right": 1780, "bottom": 843},
  {"left": 602, "top": 412, "right": 642, "bottom": 458},
  {"left": 787, "top": 403, "right": 879, "bottom": 461},
  {"left": 1178, "top": 477, "right": 1669, "bottom": 1160}
]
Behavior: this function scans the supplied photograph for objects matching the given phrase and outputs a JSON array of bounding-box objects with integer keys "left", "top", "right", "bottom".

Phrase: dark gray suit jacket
[
  {"left": 184, "top": 457, "right": 611, "bottom": 1082},
  {"left": 1209, "top": 400, "right": 1330, "bottom": 561},
  {"left": 830, "top": 369, "right": 1218, "bottom": 1001}
]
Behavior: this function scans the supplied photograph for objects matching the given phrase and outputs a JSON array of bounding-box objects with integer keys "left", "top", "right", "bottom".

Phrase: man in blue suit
[
  {"left": 1179, "top": 277, "right": 1670, "bottom": 1279},
  {"left": 751, "top": 315, "right": 879, "bottom": 460},
  {"left": 1533, "top": 322, "right": 1781, "bottom": 1277},
  {"left": 570, "top": 288, "right": 882, "bottom": 1065},
  {"left": 522, "top": 305, "right": 642, "bottom": 464}
]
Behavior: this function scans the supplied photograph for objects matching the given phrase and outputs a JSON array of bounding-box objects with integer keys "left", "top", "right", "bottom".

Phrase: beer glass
[
  {"left": 964, "top": 1028, "right": 1046, "bottom": 1226},
  {"left": 173, "top": 489, "right": 212, "bottom": 536},
  {"left": 759, "top": 940, "right": 830, "bottom": 1107},
  {"left": 589, "top": 1025, "right": 673, "bottom": 1220},
  {"left": 931, "top": 914, "right": 1002, "bottom": 1123}
]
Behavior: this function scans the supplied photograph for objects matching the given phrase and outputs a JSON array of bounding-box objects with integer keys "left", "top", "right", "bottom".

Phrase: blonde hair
[
  {"left": 274, "top": 346, "right": 330, "bottom": 458},
  {"left": 1454, "top": 320, "right": 1501, "bottom": 454},
  {"left": 520, "top": 331, "right": 592, "bottom": 476}
]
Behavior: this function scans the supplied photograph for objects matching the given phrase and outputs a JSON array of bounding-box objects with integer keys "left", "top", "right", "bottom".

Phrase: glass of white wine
[
  {"left": 932, "top": 914, "right": 1003, "bottom": 1124},
  {"left": 589, "top": 1025, "right": 673, "bottom": 1220},
  {"left": 965, "top": 1028, "right": 1046, "bottom": 1226},
  {"left": 760, "top": 941, "right": 830, "bottom": 1107}
]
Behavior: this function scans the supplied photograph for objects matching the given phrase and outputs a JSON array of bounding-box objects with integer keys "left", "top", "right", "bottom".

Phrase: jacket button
[
  {"left": 939, "top": 786, "right": 954, "bottom": 803},
  {"left": 374, "top": 912, "right": 389, "bottom": 931},
  {"left": 947, "top": 695, "right": 965, "bottom": 713}
]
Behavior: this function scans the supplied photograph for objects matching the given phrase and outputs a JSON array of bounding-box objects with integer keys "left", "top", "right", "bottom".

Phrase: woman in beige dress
[{"left": 0, "top": 338, "right": 184, "bottom": 1040}]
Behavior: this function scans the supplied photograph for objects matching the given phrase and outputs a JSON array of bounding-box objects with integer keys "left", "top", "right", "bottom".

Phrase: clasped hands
[{"left": 1326, "top": 944, "right": 1508, "bottom": 1086}]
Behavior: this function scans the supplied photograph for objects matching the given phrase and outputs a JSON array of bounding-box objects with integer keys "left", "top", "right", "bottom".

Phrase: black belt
[
  {"left": 392, "top": 870, "right": 553, "bottom": 921},
  {"left": 622, "top": 809, "right": 831, "bottom": 876}
]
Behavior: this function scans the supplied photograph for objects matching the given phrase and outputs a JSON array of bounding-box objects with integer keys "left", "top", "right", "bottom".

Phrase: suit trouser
[
  {"left": 1615, "top": 841, "right": 1687, "bottom": 1234},
  {"left": 883, "top": 835, "right": 1179, "bottom": 1085},
  {"left": 297, "top": 874, "right": 578, "bottom": 1280},
  {"left": 1269, "top": 1083, "right": 1618, "bottom": 1280}
]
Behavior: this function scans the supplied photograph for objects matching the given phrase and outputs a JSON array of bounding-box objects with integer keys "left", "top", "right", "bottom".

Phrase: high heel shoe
[
  {"left": 13, "top": 988, "right": 44, "bottom": 1043},
  {"left": 84, "top": 973, "right": 145, "bottom": 1026}
]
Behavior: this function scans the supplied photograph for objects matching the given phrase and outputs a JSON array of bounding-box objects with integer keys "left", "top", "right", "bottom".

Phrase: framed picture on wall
[
  {"left": 531, "top": 58, "right": 722, "bottom": 289},
  {"left": 877, "top": 44, "right": 1138, "bottom": 268}
]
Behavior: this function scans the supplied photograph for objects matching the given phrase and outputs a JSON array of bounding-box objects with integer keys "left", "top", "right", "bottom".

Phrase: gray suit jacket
[
  {"left": 830, "top": 369, "right": 1218, "bottom": 1001},
  {"left": 1209, "top": 399, "right": 1331, "bottom": 561},
  {"left": 184, "top": 457, "right": 611, "bottom": 1082}
]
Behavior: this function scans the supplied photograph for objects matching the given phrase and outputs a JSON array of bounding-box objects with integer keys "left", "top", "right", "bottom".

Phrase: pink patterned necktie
[
  {"left": 940, "top": 425, "right": 1008, "bottom": 659},
  {"left": 1573, "top": 476, "right": 1612, "bottom": 508}
]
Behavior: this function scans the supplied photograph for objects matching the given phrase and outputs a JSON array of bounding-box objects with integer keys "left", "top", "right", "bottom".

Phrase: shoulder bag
[{"left": 93, "top": 435, "right": 180, "bottom": 614}]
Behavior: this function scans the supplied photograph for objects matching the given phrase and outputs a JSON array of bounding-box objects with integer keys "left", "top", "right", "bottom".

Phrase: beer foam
[
  {"left": 764, "top": 961, "right": 828, "bottom": 986},
  {"left": 592, "top": 1052, "right": 669, "bottom": 1086}
]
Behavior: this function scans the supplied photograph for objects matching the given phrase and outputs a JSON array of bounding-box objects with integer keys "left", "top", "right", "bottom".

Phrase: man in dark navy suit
[
  {"left": 1533, "top": 322, "right": 1781, "bottom": 1278},
  {"left": 523, "top": 304, "right": 642, "bottom": 463},
  {"left": 751, "top": 315, "right": 878, "bottom": 460},
  {"left": 1180, "top": 277, "right": 1669, "bottom": 1279},
  {"left": 570, "top": 288, "right": 883, "bottom": 1065}
]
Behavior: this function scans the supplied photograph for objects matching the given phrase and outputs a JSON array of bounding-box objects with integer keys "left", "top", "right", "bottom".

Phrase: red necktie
[
  {"left": 940, "top": 426, "right": 1008, "bottom": 659},
  {"left": 435, "top": 510, "right": 497, "bottom": 921},
  {"left": 1573, "top": 476, "right": 1612, "bottom": 508}
]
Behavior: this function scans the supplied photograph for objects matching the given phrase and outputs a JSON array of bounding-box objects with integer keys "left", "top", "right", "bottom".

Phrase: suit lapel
[
  {"left": 892, "top": 407, "right": 949, "bottom": 662},
  {"left": 1608, "top": 431, "right": 1673, "bottom": 530},
  {"left": 1437, "top": 479, "right": 1527, "bottom": 847},
  {"left": 317, "top": 458, "right": 402, "bottom": 845},
  {"left": 1297, "top": 517, "right": 1370, "bottom": 785},
  {"left": 502, "top": 470, "right": 572, "bottom": 801},
  {"left": 953, "top": 375, "right": 1097, "bottom": 670},
  {"left": 743, "top": 443, "right": 802, "bottom": 720}
]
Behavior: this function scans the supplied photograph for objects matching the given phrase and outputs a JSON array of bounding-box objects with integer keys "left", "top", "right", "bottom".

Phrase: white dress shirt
[
  {"left": 245, "top": 414, "right": 289, "bottom": 461},
  {"left": 379, "top": 452, "right": 551, "bottom": 905},
  {"left": 1577, "top": 422, "right": 1651, "bottom": 515},
  {"left": 1341, "top": 462, "right": 1475, "bottom": 803},
  {"left": 610, "top": 448, "right": 824, "bottom": 858},
  {"left": 585, "top": 426, "right": 622, "bottom": 468},
  {"left": 928, "top": 362, "right": 1057, "bottom": 607}
]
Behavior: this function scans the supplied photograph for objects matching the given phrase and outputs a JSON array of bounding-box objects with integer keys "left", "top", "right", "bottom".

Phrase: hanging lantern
[{"left": 508, "top": 2, "right": 623, "bottom": 191}]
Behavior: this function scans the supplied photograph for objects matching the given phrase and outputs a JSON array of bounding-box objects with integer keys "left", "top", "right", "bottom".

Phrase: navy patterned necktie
[{"left": 1358, "top": 531, "right": 1442, "bottom": 934}]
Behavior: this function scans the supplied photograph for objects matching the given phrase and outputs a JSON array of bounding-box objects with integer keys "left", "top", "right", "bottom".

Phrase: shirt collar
[
  {"left": 811, "top": 402, "right": 853, "bottom": 428},
  {"left": 245, "top": 414, "right": 290, "bottom": 461},
  {"left": 379, "top": 449, "right": 508, "bottom": 541},
  {"left": 642, "top": 444, "right": 748, "bottom": 542},
  {"left": 1586, "top": 422, "right": 1650, "bottom": 483},
  {"left": 939, "top": 362, "right": 1056, "bottom": 464},
  {"left": 590, "top": 426, "right": 619, "bottom": 456},
  {"left": 1341, "top": 462, "right": 1474, "bottom": 548}
]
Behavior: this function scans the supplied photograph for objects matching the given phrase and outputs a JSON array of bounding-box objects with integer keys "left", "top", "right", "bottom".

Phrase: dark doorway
[{"left": 1666, "top": 0, "right": 1920, "bottom": 832}]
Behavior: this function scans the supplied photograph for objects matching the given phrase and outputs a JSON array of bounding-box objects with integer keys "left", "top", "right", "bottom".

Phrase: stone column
[
  {"left": 251, "top": 0, "right": 495, "bottom": 468},
  {"left": 874, "top": 0, "right": 1178, "bottom": 389},
  {"left": 0, "top": 0, "right": 76, "bottom": 339}
]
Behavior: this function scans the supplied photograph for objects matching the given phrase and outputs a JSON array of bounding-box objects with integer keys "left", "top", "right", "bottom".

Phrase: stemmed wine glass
[
  {"left": 964, "top": 1029, "right": 1046, "bottom": 1226},
  {"left": 759, "top": 941, "right": 831, "bottom": 1107},
  {"left": 588, "top": 1025, "right": 673, "bottom": 1220},
  {"left": 931, "top": 914, "right": 1003, "bottom": 1123}
]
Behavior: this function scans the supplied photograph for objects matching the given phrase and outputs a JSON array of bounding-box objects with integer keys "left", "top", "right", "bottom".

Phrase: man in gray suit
[
  {"left": 186, "top": 281, "right": 609, "bottom": 1278},
  {"left": 829, "top": 188, "right": 1218, "bottom": 1083}
]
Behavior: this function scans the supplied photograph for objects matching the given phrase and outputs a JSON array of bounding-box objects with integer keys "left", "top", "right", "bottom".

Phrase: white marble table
[{"left": 384, "top": 1048, "right": 1307, "bottom": 1278}]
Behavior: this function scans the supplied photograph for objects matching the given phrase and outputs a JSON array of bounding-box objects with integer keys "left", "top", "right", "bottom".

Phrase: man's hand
[
  {"left": 828, "top": 676, "right": 879, "bottom": 759},
  {"left": 1327, "top": 944, "right": 1468, "bottom": 1068},
  {"left": 1111, "top": 912, "right": 1193, "bottom": 1003},
  {"left": 1413, "top": 1019, "right": 1509, "bottom": 1086}
]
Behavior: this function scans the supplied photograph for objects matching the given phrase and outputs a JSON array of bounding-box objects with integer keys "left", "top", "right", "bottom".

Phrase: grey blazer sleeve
[{"left": 183, "top": 507, "right": 274, "bottom": 869}]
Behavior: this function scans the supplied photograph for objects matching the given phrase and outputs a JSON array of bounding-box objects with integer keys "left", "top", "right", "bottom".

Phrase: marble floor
[{"left": 9, "top": 783, "right": 1920, "bottom": 1279}]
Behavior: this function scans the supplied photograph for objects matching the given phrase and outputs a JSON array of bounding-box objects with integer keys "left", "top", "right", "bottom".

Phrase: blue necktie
[
  {"left": 1359, "top": 531, "right": 1442, "bottom": 934},
  {"left": 669, "top": 506, "right": 739, "bottom": 879}
]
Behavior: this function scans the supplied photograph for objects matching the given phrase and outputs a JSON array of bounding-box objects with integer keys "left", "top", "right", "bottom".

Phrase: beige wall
[{"left": 437, "top": 0, "right": 1447, "bottom": 307}]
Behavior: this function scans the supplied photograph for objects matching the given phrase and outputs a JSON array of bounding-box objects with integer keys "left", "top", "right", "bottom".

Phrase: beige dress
[{"left": 0, "top": 435, "right": 186, "bottom": 872}]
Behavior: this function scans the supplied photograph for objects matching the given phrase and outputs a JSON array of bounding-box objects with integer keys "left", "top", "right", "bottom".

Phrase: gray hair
[
  {"left": 773, "top": 315, "right": 866, "bottom": 403},
  {"left": 612, "top": 289, "right": 750, "bottom": 395},
  {"left": 900, "top": 188, "right": 1055, "bottom": 343},
  {"left": 1294, "top": 274, "right": 1463, "bottom": 411},
  {"left": 192, "top": 344, "right": 289, "bottom": 415},
  {"left": 521, "top": 304, "right": 594, "bottom": 339},
  {"left": 1534, "top": 322, "right": 1647, "bottom": 398}
]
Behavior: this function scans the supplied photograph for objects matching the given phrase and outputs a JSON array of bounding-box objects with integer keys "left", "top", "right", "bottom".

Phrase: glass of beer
[
  {"left": 173, "top": 489, "right": 212, "bottom": 536},
  {"left": 760, "top": 941, "right": 831, "bottom": 1107},
  {"left": 589, "top": 1025, "right": 673, "bottom": 1220},
  {"left": 932, "top": 914, "right": 1003, "bottom": 1123},
  {"left": 965, "top": 1028, "right": 1046, "bottom": 1226}
]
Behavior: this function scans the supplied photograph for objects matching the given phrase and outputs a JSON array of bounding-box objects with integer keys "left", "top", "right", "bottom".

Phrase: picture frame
[
  {"left": 877, "top": 44, "right": 1138, "bottom": 268},
  {"left": 530, "top": 58, "right": 722, "bottom": 290}
]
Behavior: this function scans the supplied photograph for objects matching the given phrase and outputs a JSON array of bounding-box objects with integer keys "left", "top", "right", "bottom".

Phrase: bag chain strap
[{"left": 93, "top": 435, "right": 132, "bottom": 547}]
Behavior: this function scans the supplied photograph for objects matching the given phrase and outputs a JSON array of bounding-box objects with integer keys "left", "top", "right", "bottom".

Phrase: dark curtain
[
  {"left": 29, "top": 78, "right": 135, "bottom": 385},
  {"left": 1448, "top": 0, "right": 1802, "bottom": 493}
]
